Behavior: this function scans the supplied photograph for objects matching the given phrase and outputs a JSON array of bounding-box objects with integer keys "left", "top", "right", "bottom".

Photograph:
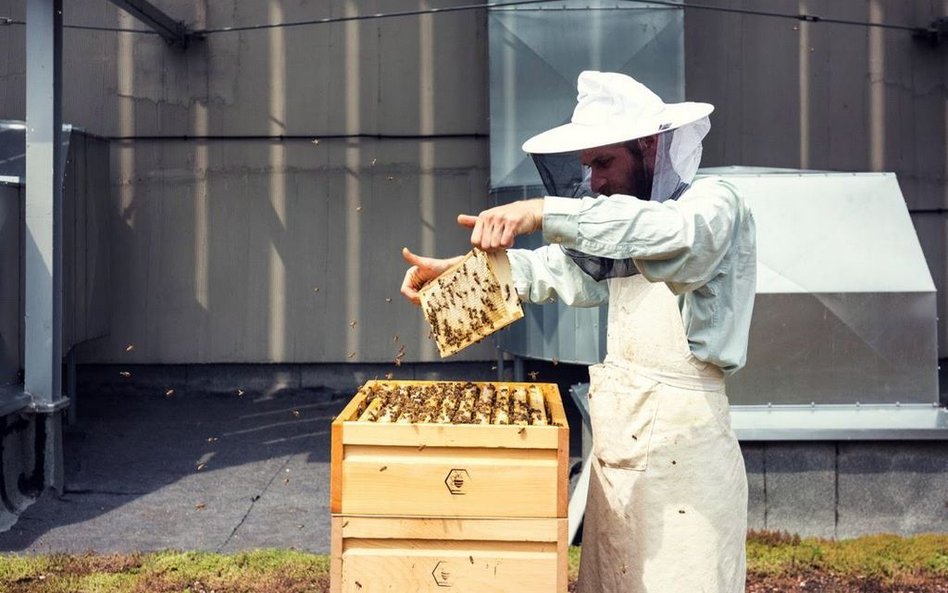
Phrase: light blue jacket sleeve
[
  {"left": 542, "top": 177, "right": 745, "bottom": 294},
  {"left": 507, "top": 245, "right": 609, "bottom": 307}
]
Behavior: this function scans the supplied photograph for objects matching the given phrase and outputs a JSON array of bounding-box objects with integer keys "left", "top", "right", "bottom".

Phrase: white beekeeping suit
[{"left": 509, "top": 71, "right": 756, "bottom": 593}]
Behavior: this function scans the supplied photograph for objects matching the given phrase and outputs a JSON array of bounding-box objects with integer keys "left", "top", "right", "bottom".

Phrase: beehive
[
  {"left": 418, "top": 249, "right": 523, "bottom": 357},
  {"left": 330, "top": 380, "right": 569, "bottom": 593}
]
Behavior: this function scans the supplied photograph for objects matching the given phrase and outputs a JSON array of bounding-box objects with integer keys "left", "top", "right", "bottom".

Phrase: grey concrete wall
[
  {"left": 0, "top": 0, "right": 947, "bottom": 365},
  {"left": 743, "top": 441, "right": 948, "bottom": 538},
  {"left": 0, "top": 0, "right": 493, "bottom": 364}
]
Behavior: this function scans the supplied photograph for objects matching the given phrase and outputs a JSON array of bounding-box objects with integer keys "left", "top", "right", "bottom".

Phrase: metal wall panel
[
  {"left": 727, "top": 172, "right": 934, "bottom": 294},
  {"left": 489, "top": 1, "right": 684, "bottom": 365},
  {"left": 73, "top": 138, "right": 489, "bottom": 364},
  {"left": 729, "top": 292, "right": 938, "bottom": 405},
  {"left": 61, "top": 130, "right": 111, "bottom": 351},
  {"left": 685, "top": 0, "right": 948, "bottom": 353},
  {"left": 0, "top": 181, "right": 21, "bottom": 384},
  {"left": 713, "top": 170, "right": 938, "bottom": 405},
  {"left": 1, "top": 0, "right": 946, "bottom": 367},
  {"left": 1, "top": 123, "right": 112, "bottom": 355},
  {"left": 0, "top": 0, "right": 493, "bottom": 364},
  {"left": 489, "top": 0, "right": 684, "bottom": 189}
]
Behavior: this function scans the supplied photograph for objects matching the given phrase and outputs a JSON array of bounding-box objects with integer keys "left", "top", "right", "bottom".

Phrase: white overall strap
[{"left": 604, "top": 358, "right": 725, "bottom": 392}]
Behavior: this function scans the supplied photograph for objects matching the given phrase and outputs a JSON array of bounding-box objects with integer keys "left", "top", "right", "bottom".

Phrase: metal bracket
[
  {"left": 0, "top": 386, "right": 32, "bottom": 417},
  {"left": 0, "top": 385, "right": 68, "bottom": 416},
  {"left": 25, "top": 396, "right": 70, "bottom": 414},
  {"left": 106, "top": 0, "right": 198, "bottom": 49},
  {"left": 731, "top": 403, "right": 948, "bottom": 441}
]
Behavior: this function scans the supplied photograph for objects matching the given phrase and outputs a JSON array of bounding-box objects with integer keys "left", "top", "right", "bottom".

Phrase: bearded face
[{"left": 580, "top": 135, "right": 658, "bottom": 200}]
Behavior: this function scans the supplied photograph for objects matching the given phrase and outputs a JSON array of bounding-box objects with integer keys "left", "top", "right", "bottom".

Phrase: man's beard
[
  {"left": 608, "top": 141, "right": 655, "bottom": 199},
  {"left": 628, "top": 167, "right": 654, "bottom": 201},
  {"left": 601, "top": 170, "right": 653, "bottom": 200}
]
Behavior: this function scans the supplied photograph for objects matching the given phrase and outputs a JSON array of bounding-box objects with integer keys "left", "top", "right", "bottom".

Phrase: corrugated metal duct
[
  {"left": 488, "top": 0, "right": 685, "bottom": 364},
  {"left": 710, "top": 168, "right": 938, "bottom": 408}
]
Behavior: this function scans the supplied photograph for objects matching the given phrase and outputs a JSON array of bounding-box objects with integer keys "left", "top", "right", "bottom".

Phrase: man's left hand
[{"left": 458, "top": 198, "right": 544, "bottom": 251}]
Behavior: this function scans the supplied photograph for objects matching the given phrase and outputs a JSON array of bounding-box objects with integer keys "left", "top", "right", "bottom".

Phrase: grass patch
[
  {"left": 0, "top": 533, "right": 944, "bottom": 592},
  {"left": 746, "top": 531, "right": 948, "bottom": 583},
  {"left": 0, "top": 549, "right": 328, "bottom": 593}
]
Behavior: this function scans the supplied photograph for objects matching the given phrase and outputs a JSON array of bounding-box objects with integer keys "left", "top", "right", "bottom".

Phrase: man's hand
[
  {"left": 458, "top": 198, "right": 543, "bottom": 251},
  {"left": 400, "top": 247, "right": 464, "bottom": 306}
]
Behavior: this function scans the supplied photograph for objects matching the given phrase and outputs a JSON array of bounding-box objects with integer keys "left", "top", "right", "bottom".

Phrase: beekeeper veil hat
[{"left": 524, "top": 71, "right": 713, "bottom": 203}]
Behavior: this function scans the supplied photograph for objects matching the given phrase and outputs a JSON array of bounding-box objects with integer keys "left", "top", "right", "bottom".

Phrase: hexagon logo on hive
[
  {"left": 432, "top": 560, "right": 456, "bottom": 587},
  {"left": 444, "top": 468, "right": 470, "bottom": 495}
]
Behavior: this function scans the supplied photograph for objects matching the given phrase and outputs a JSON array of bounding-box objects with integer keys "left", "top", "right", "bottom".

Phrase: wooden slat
[
  {"left": 330, "top": 516, "right": 343, "bottom": 593},
  {"left": 341, "top": 445, "right": 558, "bottom": 518},
  {"left": 337, "top": 380, "right": 567, "bottom": 423},
  {"left": 333, "top": 388, "right": 369, "bottom": 425},
  {"left": 557, "top": 518, "right": 569, "bottom": 593},
  {"left": 330, "top": 422, "right": 344, "bottom": 513},
  {"left": 345, "top": 445, "right": 555, "bottom": 462},
  {"left": 557, "top": 423, "right": 569, "bottom": 518},
  {"left": 544, "top": 383, "right": 569, "bottom": 426},
  {"left": 344, "top": 539, "right": 555, "bottom": 554},
  {"left": 336, "top": 515, "right": 560, "bottom": 542},
  {"left": 331, "top": 388, "right": 367, "bottom": 513},
  {"left": 340, "top": 421, "right": 561, "bottom": 449},
  {"left": 335, "top": 518, "right": 568, "bottom": 593}
]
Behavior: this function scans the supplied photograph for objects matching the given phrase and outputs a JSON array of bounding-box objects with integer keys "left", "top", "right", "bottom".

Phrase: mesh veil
[{"left": 530, "top": 117, "right": 710, "bottom": 281}]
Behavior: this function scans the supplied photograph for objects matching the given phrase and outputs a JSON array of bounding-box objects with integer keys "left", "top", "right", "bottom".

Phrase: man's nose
[{"left": 591, "top": 176, "right": 605, "bottom": 194}]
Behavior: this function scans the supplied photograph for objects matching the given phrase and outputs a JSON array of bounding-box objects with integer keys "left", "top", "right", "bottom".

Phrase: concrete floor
[
  {"left": 0, "top": 385, "right": 348, "bottom": 554},
  {"left": 0, "top": 360, "right": 589, "bottom": 555},
  {"left": 0, "top": 361, "right": 944, "bottom": 554}
]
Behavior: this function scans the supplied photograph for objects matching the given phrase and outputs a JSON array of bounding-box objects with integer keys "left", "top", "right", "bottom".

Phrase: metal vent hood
[
  {"left": 706, "top": 168, "right": 944, "bottom": 439},
  {"left": 488, "top": 0, "right": 684, "bottom": 366},
  {"left": 706, "top": 168, "right": 937, "bottom": 405}
]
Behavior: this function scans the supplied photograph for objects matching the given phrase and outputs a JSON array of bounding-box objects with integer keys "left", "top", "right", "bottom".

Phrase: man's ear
[{"left": 637, "top": 134, "right": 659, "bottom": 151}]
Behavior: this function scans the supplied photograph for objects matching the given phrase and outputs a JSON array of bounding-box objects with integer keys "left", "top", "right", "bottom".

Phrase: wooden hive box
[{"left": 330, "top": 380, "right": 570, "bottom": 593}]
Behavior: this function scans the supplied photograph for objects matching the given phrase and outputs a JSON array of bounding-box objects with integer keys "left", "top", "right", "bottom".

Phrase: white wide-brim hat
[{"left": 522, "top": 71, "right": 714, "bottom": 154}]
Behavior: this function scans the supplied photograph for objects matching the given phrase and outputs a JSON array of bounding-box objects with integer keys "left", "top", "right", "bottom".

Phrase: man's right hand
[
  {"left": 400, "top": 247, "right": 464, "bottom": 306},
  {"left": 457, "top": 198, "right": 543, "bottom": 251}
]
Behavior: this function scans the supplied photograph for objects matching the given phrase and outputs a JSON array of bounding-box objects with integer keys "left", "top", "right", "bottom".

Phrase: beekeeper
[{"left": 401, "top": 71, "right": 756, "bottom": 593}]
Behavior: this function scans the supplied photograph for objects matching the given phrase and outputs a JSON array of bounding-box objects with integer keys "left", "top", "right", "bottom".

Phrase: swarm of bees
[
  {"left": 418, "top": 249, "right": 523, "bottom": 357},
  {"left": 354, "top": 381, "right": 551, "bottom": 426}
]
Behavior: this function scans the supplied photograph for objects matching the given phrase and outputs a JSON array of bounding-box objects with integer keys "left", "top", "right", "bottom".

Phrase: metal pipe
[
  {"left": 106, "top": 0, "right": 194, "bottom": 49},
  {"left": 66, "top": 347, "right": 76, "bottom": 425},
  {"left": 25, "top": 0, "right": 64, "bottom": 411}
]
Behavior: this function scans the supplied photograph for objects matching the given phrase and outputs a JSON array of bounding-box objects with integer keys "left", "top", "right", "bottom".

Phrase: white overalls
[{"left": 577, "top": 275, "right": 748, "bottom": 593}]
